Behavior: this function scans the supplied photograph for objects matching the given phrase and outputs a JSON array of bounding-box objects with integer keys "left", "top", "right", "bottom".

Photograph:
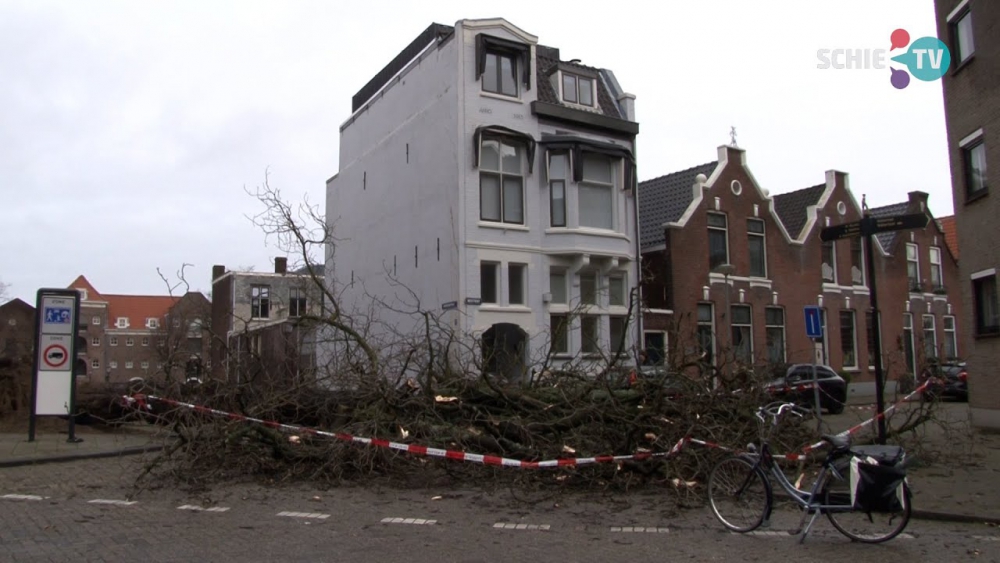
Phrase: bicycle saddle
[{"left": 821, "top": 433, "right": 851, "bottom": 452}]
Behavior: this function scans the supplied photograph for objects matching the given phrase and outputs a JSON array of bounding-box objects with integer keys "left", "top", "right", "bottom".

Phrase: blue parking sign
[
  {"left": 804, "top": 306, "right": 823, "bottom": 339},
  {"left": 44, "top": 307, "right": 71, "bottom": 324}
]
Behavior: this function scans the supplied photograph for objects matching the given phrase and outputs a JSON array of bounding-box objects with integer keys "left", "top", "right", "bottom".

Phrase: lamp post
[{"left": 713, "top": 263, "right": 736, "bottom": 382}]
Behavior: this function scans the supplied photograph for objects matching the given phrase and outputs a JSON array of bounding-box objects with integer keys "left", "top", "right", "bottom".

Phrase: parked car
[
  {"left": 626, "top": 366, "right": 706, "bottom": 400},
  {"left": 921, "top": 360, "right": 968, "bottom": 402},
  {"left": 763, "top": 364, "right": 847, "bottom": 414}
]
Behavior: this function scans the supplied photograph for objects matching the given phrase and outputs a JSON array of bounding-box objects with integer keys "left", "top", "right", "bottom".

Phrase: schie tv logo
[{"left": 817, "top": 28, "right": 951, "bottom": 89}]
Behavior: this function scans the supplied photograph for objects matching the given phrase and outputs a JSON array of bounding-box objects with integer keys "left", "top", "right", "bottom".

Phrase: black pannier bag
[{"left": 849, "top": 449, "right": 908, "bottom": 513}]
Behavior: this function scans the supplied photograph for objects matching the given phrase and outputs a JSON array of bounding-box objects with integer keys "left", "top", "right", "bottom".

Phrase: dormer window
[
  {"left": 483, "top": 51, "right": 518, "bottom": 97},
  {"left": 475, "top": 33, "right": 531, "bottom": 99},
  {"left": 146, "top": 318, "right": 160, "bottom": 329},
  {"left": 561, "top": 72, "right": 594, "bottom": 107},
  {"left": 116, "top": 317, "right": 129, "bottom": 329}
]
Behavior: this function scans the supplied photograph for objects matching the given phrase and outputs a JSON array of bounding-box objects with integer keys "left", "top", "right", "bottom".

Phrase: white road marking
[
  {"left": 493, "top": 522, "right": 551, "bottom": 531},
  {"left": 381, "top": 517, "right": 437, "bottom": 525},
  {"left": 88, "top": 499, "right": 137, "bottom": 506},
  {"left": 278, "top": 511, "right": 329, "bottom": 519},
  {"left": 1, "top": 494, "right": 46, "bottom": 501},
  {"left": 178, "top": 504, "right": 230, "bottom": 513},
  {"left": 747, "top": 530, "right": 792, "bottom": 537},
  {"left": 610, "top": 526, "right": 669, "bottom": 533}
]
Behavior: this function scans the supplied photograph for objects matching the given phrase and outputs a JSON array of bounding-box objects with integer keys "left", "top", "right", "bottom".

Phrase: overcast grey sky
[{"left": 0, "top": 0, "right": 950, "bottom": 304}]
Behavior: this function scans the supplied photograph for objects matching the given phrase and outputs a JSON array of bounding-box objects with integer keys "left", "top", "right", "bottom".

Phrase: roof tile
[
  {"left": 937, "top": 215, "right": 959, "bottom": 259},
  {"left": 638, "top": 162, "right": 718, "bottom": 250},
  {"left": 773, "top": 184, "right": 826, "bottom": 239}
]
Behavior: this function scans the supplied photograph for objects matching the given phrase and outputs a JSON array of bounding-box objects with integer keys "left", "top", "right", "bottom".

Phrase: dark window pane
[
  {"left": 709, "top": 231, "right": 728, "bottom": 269},
  {"left": 697, "top": 303, "right": 713, "bottom": 322},
  {"left": 500, "top": 54, "right": 517, "bottom": 96},
  {"left": 821, "top": 241, "right": 835, "bottom": 282},
  {"left": 765, "top": 307, "right": 784, "bottom": 325},
  {"left": 975, "top": 275, "right": 1000, "bottom": 335},
  {"left": 579, "top": 77, "right": 593, "bottom": 106},
  {"left": 731, "top": 305, "right": 751, "bottom": 325},
  {"left": 609, "top": 316, "right": 626, "bottom": 354},
  {"left": 747, "top": 219, "right": 765, "bottom": 234},
  {"left": 840, "top": 310, "right": 856, "bottom": 367},
  {"left": 483, "top": 53, "right": 498, "bottom": 93},
  {"left": 749, "top": 235, "right": 765, "bottom": 277},
  {"left": 502, "top": 176, "right": 523, "bottom": 224},
  {"left": 551, "top": 315, "right": 568, "bottom": 354},
  {"left": 550, "top": 180, "right": 566, "bottom": 227},
  {"left": 707, "top": 213, "right": 727, "bottom": 228},
  {"left": 581, "top": 316, "right": 599, "bottom": 353},
  {"left": 481, "top": 263, "right": 498, "bottom": 303},
  {"left": 562, "top": 73, "right": 577, "bottom": 103},
  {"left": 508, "top": 264, "right": 525, "bottom": 305},
  {"left": 480, "top": 174, "right": 501, "bottom": 221}
]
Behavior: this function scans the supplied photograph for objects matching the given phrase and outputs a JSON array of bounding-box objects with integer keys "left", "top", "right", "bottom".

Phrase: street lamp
[{"left": 713, "top": 263, "right": 736, "bottom": 381}]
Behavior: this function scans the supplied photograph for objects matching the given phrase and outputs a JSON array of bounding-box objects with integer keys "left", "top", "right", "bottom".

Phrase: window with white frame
[
  {"left": 929, "top": 246, "right": 943, "bottom": 289},
  {"left": 125, "top": 361, "right": 134, "bottom": 369},
  {"left": 922, "top": 314, "right": 937, "bottom": 359},
  {"left": 91, "top": 359, "right": 99, "bottom": 369},
  {"left": 110, "top": 337, "right": 118, "bottom": 347},
  {"left": 548, "top": 151, "right": 568, "bottom": 227},
  {"left": 482, "top": 50, "right": 518, "bottom": 97},
  {"left": 821, "top": 240, "right": 837, "bottom": 283},
  {"left": 550, "top": 314, "right": 569, "bottom": 355},
  {"left": 549, "top": 269, "right": 567, "bottom": 304},
  {"left": 608, "top": 274, "right": 626, "bottom": 307},
  {"left": 508, "top": 263, "right": 526, "bottom": 305},
  {"left": 696, "top": 303, "right": 715, "bottom": 364},
  {"left": 92, "top": 337, "right": 100, "bottom": 347},
  {"left": 116, "top": 317, "right": 129, "bottom": 328},
  {"left": 609, "top": 316, "right": 627, "bottom": 356},
  {"left": 973, "top": 273, "right": 998, "bottom": 336},
  {"left": 581, "top": 316, "right": 599, "bottom": 354},
  {"left": 906, "top": 243, "right": 920, "bottom": 291},
  {"left": 251, "top": 285, "right": 271, "bottom": 319},
  {"left": 748, "top": 219, "right": 767, "bottom": 278},
  {"left": 126, "top": 337, "right": 134, "bottom": 347},
  {"left": 141, "top": 337, "right": 149, "bottom": 347},
  {"left": 560, "top": 72, "right": 594, "bottom": 106},
  {"left": 580, "top": 271, "right": 598, "bottom": 305},
  {"left": 146, "top": 318, "right": 159, "bottom": 329},
  {"left": 963, "top": 140, "right": 988, "bottom": 198},
  {"left": 579, "top": 154, "right": 615, "bottom": 230},
  {"left": 480, "top": 137, "right": 524, "bottom": 224},
  {"left": 765, "top": 307, "right": 785, "bottom": 364},
  {"left": 731, "top": 305, "right": 753, "bottom": 364},
  {"left": 141, "top": 361, "right": 149, "bottom": 370},
  {"left": 943, "top": 315, "right": 958, "bottom": 359},
  {"left": 840, "top": 310, "right": 857, "bottom": 369},
  {"left": 92, "top": 316, "right": 101, "bottom": 325},
  {"left": 903, "top": 313, "right": 916, "bottom": 374},
  {"left": 110, "top": 361, "right": 118, "bottom": 369},
  {"left": 480, "top": 262, "right": 500, "bottom": 304},
  {"left": 950, "top": 7, "right": 975, "bottom": 63},
  {"left": 707, "top": 213, "right": 729, "bottom": 270},
  {"left": 851, "top": 237, "right": 865, "bottom": 285}
]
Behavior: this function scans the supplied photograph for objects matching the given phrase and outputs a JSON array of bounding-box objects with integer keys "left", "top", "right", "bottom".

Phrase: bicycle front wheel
[
  {"left": 824, "top": 469, "right": 912, "bottom": 543},
  {"left": 708, "top": 455, "right": 772, "bottom": 533}
]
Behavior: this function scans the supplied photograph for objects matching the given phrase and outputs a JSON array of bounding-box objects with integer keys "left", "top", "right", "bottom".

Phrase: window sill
[
  {"left": 974, "top": 330, "right": 1000, "bottom": 340},
  {"left": 478, "top": 305, "right": 533, "bottom": 314},
  {"left": 748, "top": 277, "right": 772, "bottom": 288},
  {"left": 480, "top": 91, "right": 524, "bottom": 104},
  {"left": 842, "top": 367, "right": 860, "bottom": 373},
  {"left": 478, "top": 221, "right": 529, "bottom": 232},
  {"left": 966, "top": 188, "right": 989, "bottom": 205},
  {"left": 544, "top": 227, "right": 628, "bottom": 240}
]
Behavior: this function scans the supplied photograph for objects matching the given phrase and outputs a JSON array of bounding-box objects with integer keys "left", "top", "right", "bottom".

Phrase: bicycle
[{"left": 707, "top": 401, "right": 913, "bottom": 543}]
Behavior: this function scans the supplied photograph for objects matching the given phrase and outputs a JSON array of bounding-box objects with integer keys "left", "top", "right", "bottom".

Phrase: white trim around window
[
  {"left": 972, "top": 268, "right": 997, "bottom": 280},
  {"left": 959, "top": 128, "right": 984, "bottom": 148}
]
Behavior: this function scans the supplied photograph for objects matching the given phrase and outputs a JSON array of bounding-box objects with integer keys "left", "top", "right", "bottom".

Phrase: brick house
[
  {"left": 933, "top": 0, "right": 999, "bottom": 428},
  {"left": 210, "top": 258, "right": 325, "bottom": 385},
  {"left": 638, "top": 144, "right": 964, "bottom": 393},
  {"left": 66, "top": 276, "right": 211, "bottom": 384},
  {"left": 0, "top": 298, "right": 36, "bottom": 413}
]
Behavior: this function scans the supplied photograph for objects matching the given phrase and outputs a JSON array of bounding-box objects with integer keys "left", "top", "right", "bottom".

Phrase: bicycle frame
[{"left": 740, "top": 441, "right": 851, "bottom": 542}]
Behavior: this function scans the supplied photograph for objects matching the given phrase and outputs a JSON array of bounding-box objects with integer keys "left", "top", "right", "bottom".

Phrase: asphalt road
[{"left": 2, "top": 457, "right": 998, "bottom": 562}]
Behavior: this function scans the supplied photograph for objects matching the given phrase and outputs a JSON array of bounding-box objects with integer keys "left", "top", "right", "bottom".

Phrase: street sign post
[
  {"left": 820, "top": 210, "right": 930, "bottom": 444},
  {"left": 29, "top": 288, "right": 83, "bottom": 443},
  {"left": 804, "top": 306, "right": 825, "bottom": 429}
]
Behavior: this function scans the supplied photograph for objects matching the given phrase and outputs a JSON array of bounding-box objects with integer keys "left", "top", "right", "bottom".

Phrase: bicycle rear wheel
[
  {"left": 823, "top": 467, "right": 911, "bottom": 543},
  {"left": 708, "top": 455, "right": 772, "bottom": 533}
]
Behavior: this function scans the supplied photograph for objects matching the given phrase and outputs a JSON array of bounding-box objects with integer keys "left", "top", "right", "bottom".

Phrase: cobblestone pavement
[{"left": 2, "top": 457, "right": 999, "bottom": 563}]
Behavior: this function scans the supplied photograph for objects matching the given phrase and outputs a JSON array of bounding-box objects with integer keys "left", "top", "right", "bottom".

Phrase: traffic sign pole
[{"left": 865, "top": 231, "right": 888, "bottom": 444}]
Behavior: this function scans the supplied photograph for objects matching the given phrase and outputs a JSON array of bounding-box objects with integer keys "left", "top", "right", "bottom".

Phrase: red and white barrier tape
[
  {"left": 122, "top": 380, "right": 929, "bottom": 468},
  {"left": 122, "top": 394, "right": 689, "bottom": 469}
]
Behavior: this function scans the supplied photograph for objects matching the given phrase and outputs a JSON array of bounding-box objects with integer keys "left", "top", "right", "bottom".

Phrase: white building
[{"left": 325, "top": 18, "right": 641, "bottom": 381}]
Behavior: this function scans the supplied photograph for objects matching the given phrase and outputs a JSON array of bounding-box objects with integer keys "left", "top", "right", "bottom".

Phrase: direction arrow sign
[
  {"left": 868, "top": 213, "right": 929, "bottom": 234},
  {"left": 804, "top": 306, "right": 823, "bottom": 339},
  {"left": 820, "top": 221, "right": 862, "bottom": 242}
]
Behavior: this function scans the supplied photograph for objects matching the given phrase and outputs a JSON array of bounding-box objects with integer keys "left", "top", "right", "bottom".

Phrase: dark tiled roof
[
  {"left": 772, "top": 184, "right": 826, "bottom": 240},
  {"left": 638, "top": 162, "right": 718, "bottom": 250},
  {"left": 867, "top": 202, "right": 910, "bottom": 251},
  {"left": 535, "top": 51, "right": 623, "bottom": 119}
]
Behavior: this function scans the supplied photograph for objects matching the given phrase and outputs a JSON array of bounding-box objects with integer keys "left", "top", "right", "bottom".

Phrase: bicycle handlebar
[{"left": 758, "top": 401, "right": 813, "bottom": 424}]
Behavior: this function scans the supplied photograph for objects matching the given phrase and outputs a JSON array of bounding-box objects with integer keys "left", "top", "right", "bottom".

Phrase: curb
[
  {"left": 0, "top": 444, "right": 165, "bottom": 469},
  {"left": 911, "top": 509, "right": 1000, "bottom": 526}
]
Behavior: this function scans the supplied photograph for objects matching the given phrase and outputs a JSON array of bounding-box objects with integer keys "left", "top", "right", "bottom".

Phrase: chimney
[
  {"left": 212, "top": 265, "right": 226, "bottom": 281},
  {"left": 617, "top": 93, "right": 636, "bottom": 122},
  {"left": 275, "top": 257, "right": 287, "bottom": 275},
  {"left": 908, "top": 190, "right": 929, "bottom": 212}
]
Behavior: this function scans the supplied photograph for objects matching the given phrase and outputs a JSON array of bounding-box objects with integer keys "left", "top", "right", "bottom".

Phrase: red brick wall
[{"left": 642, "top": 148, "right": 963, "bottom": 385}]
